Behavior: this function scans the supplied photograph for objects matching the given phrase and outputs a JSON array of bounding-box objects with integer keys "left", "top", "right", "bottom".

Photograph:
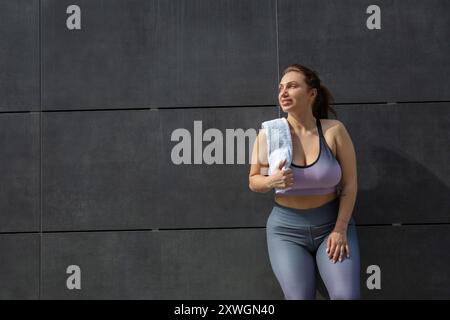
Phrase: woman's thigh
[
  {"left": 315, "top": 224, "right": 361, "bottom": 300},
  {"left": 266, "top": 226, "right": 317, "bottom": 300}
]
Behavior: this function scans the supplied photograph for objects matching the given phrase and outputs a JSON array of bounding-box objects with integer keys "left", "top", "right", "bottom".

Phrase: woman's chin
[{"left": 280, "top": 104, "right": 294, "bottom": 112}]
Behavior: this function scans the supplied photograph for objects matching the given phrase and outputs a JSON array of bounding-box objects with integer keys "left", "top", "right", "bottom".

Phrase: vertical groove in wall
[
  {"left": 38, "top": 0, "right": 42, "bottom": 300},
  {"left": 275, "top": 0, "right": 280, "bottom": 118}
]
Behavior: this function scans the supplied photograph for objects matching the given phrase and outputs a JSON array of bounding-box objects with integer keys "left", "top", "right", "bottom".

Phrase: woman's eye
[{"left": 279, "top": 84, "right": 296, "bottom": 91}]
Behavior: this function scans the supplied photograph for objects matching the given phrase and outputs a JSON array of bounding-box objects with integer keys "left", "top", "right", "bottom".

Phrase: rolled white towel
[{"left": 261, "top": 117, "right": 293, "bottom": 194}]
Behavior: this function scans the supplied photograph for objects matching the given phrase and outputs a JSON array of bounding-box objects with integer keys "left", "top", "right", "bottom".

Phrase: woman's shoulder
[
  {"left": 320, "top": 118, "right": 344, "bottom": 132},
  {"left": 320, "top": 119, "right": 349, "bottom": 146}
]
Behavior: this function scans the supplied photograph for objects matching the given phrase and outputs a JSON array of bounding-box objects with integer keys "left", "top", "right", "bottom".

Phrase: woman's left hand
[{"left": 326, "top": 227, "right": 350, "bottom": 263}]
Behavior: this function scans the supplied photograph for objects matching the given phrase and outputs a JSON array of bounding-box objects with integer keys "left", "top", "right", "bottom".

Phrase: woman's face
[{"left": 278, "top": 71, "right": 316, "bottom": 113}]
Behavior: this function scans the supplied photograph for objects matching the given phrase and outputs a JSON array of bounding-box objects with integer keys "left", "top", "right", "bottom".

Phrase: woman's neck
[{"left": 286, "top": 113, "right": 316, "bottom": 134}]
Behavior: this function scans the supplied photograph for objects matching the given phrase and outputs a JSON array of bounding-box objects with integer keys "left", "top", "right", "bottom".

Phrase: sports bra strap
[{"left": 316, "top": 117, "right": 324, "bottom": 138}]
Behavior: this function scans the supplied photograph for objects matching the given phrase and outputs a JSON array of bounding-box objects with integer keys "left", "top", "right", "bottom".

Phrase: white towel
[{"left": 261, "top": 117, "right": 293, "bottom": 194}]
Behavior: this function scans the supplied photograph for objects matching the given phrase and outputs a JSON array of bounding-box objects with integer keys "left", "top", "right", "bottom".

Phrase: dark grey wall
[{"left": 1, "top": 0, "right": 449, "bottom": 299}]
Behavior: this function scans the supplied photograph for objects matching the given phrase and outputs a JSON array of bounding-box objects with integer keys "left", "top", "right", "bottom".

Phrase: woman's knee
[
  {"left": 328, "top": 287, "right": 361, "bottom": 300},
  {"left": 284, "top": 287, "right": 316, "bottom": 300}
]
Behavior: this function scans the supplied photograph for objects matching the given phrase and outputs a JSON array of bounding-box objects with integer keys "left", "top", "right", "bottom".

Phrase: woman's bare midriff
[{"left": 274, "top": 191, "right": 338, "bottom": 209}]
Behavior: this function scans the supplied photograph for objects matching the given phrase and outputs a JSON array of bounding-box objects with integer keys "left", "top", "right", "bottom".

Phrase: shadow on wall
[{"left": 355, "top": 145, "right": 449, "bottom": 224}]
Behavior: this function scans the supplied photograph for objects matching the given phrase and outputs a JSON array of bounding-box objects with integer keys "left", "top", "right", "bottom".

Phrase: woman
[{"left": 249, "top": 64, "right": 360, "bottom": 300}]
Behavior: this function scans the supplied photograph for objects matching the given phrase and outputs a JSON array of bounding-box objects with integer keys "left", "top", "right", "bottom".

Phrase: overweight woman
[{"left": 249, "top": 64, "right": 361, "bottom": 300}]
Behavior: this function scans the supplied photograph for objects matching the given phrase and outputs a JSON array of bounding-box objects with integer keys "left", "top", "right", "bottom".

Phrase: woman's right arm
[
  {"left": 249, "top": 128, "right": 294, "bottom": 193},
  {"left": 248, "top": 129, "right": 273, "bottom": 193}
]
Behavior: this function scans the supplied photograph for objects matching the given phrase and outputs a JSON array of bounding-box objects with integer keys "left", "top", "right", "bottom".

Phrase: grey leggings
[{"left": 266, "top": 197, "right": 361, "bottom": 300}]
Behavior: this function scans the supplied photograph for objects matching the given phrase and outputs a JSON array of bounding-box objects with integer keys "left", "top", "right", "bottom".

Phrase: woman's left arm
[
  {"left": 334, "top": 120, "right": 358, "bottom": 232},
  {"left": 327, "top": 120, "right": 358, "bottom": 263}
]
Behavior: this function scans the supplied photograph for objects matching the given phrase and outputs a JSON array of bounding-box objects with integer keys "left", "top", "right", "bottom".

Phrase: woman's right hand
[{"left": 268, "top": 159, "right": 294, "bottom": 190}]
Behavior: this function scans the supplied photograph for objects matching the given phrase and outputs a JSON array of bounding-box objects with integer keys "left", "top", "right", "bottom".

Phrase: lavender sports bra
[{"left": 280, "top": 118, "right": 342, "bottom": 196}]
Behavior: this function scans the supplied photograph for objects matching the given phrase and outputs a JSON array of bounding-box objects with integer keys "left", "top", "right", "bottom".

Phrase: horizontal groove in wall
[
  {"left": 1, "top": 221, "right": 450, "bottom": 236},
  {"left": 2, "top": 100, "right": 448, "bottom": 114},
  {"left": 41, "top": 104, "right": 278, "bottom": 113},
  {"left": 0, "top": 110, "right": 36, "bottom": 114}
]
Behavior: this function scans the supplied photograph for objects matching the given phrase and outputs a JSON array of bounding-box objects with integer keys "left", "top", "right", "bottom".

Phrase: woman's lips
[{"left": 282, "top": 99, "right": 292, "bottom": 105}]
